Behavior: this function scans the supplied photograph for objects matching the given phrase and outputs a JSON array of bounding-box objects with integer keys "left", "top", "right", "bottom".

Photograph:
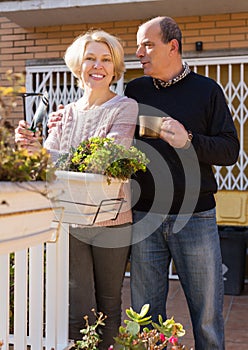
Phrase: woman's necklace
[{"left": 153, "top": 62, "right": 191, "bottom": 89}]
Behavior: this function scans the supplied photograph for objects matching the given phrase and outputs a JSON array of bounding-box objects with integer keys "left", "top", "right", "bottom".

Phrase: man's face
[{"left": 136, "top": 22, "right": 172, "bottom": 79}]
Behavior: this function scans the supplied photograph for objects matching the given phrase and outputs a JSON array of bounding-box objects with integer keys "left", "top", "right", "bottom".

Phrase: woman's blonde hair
[{"left": 64, "top": 29, "right": 125, "bottom": 88}]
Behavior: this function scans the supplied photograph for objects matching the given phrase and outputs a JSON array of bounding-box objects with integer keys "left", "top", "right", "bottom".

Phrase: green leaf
[
  {"left": 139, "top": 304, "right": 150, "bottom": 318},
  {"left": 126, "top": 320, "right": 140, "bottom": 335},
  {"left": 136, "top": 317, "right": 152, "bottom": 326},
  {"left": 126, "top": 307, "right": 139, "bottom": 320}
]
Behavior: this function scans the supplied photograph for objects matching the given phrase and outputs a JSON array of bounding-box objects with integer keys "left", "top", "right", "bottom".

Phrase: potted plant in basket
[
  {"left": 0, "top": 70, "right": 59, "bottom": 254},
  {"left": 54, "top": 136, "right": 149, "bottom": 226}
]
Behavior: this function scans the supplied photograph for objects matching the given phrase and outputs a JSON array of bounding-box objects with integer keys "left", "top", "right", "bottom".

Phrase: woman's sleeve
[
  {"left": 44, "top": 121, "right": 63, "bottom": 151},
  {"left": 44, "top": 109, "right": 68, "bottom": 162},
  {"left": 107, "top": 98, "right": 138, "bottom": 148}
]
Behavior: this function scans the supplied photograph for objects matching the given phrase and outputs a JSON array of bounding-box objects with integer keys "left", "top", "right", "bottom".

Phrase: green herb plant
[{"left": 57, "top": 137, "right": 149, "bottom": 184}]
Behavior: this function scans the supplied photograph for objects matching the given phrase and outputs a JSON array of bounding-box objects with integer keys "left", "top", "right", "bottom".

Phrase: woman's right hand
[
  {"left": 15, "top": 120, "right": 42, "bottom": 153},
  {"left": 47, "top": 104, "right": 64, "bottom": 133}
]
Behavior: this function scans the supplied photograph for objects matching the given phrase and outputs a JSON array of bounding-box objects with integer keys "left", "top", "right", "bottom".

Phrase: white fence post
[
  {"left": 14, "top": 250, "right": 28, "bottom": 350},
  {"left": 45, "top": 240, "right": 58, "bottom": 349},
  {"left": 0, "top": 254, "right": 9, "bottom": 350},
  {"left": 55, "top": 223, "right": 69, "bottom": 350},
  {"left": 29, "top": 244, "right": 44, "bottom": 349}
]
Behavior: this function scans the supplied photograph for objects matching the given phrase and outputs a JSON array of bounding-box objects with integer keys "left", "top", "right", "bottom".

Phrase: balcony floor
[{"left": 122, "top": 278, "right": 248, "bottom": 349}]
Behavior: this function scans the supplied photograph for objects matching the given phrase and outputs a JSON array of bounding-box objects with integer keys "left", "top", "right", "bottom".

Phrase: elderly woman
[{"left": 15, "top": 29, "right": 138, "bottom": 349}]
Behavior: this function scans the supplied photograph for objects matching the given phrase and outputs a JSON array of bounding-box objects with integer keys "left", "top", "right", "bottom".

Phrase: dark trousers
[{"left": 69, "top": 225, "right": 131, "bottom": 349}]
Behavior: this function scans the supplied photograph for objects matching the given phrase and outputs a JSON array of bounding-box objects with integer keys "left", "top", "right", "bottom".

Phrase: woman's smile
[{"left": 81, "top": 41, "right": 114, "bottom": 88}]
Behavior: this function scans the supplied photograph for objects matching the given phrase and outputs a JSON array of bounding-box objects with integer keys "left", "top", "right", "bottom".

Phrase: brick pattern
[
  {"left": 0, "top": 12, "right": 248, "bottom": 121},
  {"left": 1, "top": 12, "right": 248, "bottom": 73}
]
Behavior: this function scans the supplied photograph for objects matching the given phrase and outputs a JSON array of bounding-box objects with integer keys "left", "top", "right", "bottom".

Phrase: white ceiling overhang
[{"left": 0, "top": 0, "right": 246, "bottom": 28}]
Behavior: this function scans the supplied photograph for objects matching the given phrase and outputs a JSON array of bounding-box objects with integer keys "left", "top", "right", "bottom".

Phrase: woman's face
[{"left": 81, "top": 41, "right": 115, "bottom": 90}]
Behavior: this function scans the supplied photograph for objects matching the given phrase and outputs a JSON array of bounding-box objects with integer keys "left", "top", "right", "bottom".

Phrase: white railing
[{"left": 0, "top": 224, "right": 69, "bottom": 350}]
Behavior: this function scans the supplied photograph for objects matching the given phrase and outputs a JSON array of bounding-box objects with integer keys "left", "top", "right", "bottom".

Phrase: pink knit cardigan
[{"left": 45, "top": 95, "right": 138, "bottom": 226}]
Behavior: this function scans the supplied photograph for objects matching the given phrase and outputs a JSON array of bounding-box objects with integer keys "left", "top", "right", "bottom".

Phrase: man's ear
[{"left": 170, "top": 39, "right": 179, "bottom": 54}]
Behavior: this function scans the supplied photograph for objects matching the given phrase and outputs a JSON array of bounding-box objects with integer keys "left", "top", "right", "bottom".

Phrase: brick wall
[
  {"left": 178, "top": 13, "right": 248, "bottom": 51},
  {"left": 1, "top": 12, "right": 248, "bottom": 75},
  {"left": 1, "top": 12, "right": 248, "bottom": 122}
]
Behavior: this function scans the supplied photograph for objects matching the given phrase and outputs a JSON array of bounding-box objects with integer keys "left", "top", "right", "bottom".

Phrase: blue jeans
[{"left": 131, "top": 209, "right": 225, "bottom": 350}]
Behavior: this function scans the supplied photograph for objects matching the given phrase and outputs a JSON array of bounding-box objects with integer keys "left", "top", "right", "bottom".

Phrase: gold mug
[{"left": 139, "top": 115, "right": 162, "bottom": 138}]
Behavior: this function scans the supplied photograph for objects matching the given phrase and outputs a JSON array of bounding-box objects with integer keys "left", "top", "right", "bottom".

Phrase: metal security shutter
[
  {"left": 25, "top": 65, "right": 123, "bottom": 126},
  {"left": 26, "top": 56, "right": 248, "bottom": 191},
  {"left": 125, "top": 57, "right": 248, "bottom": 192}
]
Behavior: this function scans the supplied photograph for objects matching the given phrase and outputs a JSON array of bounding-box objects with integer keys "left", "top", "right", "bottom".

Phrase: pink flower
[
  {"left": 169, "top": 336, "right": 178, "bottom": 345},
  {"left": 160, "top": 333, "right": 166, "bottom": 342},
  {"left": 108, "top": 346, "right": 114, "bottom": 350}
]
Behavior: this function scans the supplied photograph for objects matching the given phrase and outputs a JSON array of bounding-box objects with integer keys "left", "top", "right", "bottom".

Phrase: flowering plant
[
  {"left": 73, "top": 309, "right": 107, "bottom": 350},
  {"left": 56, "top": 136, "right": 149, "bottom": 184},
  {"left": 0, "top": 70, "right": 56, "bottom": 182},
  {"left": 0, "top": 70, "right": 26, "bottom": 117},
  {"left": 70, "top": 304, "right": 193, "bottom": 350},
  {"left": 111, "top": 304, "right": 190, "bottom": 350}
]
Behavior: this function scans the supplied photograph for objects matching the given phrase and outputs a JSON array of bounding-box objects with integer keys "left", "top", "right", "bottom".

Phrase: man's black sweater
[{"left": 125, "top": 71, "right": 240, "bottom": 214}]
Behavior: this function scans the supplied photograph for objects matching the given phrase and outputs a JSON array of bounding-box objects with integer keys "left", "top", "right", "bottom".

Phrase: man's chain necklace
[{"left": 153, "top": 62, "right": 191, "bottom": 89}]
